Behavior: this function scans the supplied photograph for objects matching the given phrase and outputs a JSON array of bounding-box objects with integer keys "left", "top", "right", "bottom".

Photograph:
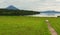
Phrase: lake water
[{"left": 30, "top": 13, "right": 60, "bottom": 17}]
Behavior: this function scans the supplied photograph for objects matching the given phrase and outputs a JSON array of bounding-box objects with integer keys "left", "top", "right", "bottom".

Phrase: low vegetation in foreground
[
  {"left": 0, "top": 16, "right": 60, "bottom": 35},
  {"left": 0, "top": 16, "right": 50, "bottom": 35},
  {"left": 47, "top": 17, "right": 60, "bottom": 35}
]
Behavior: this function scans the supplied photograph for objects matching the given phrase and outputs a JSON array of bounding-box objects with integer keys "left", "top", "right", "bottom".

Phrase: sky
[{"left": 0, "top": 0, "right": 60, "bottom": 11}]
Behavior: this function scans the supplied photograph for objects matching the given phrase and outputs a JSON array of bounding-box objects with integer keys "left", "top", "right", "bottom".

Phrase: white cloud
[
  {"left": 56, "top": 0, "right": 60, "bottom": 1},
  {"left": 0, "top": 0, "right": 60, "bottom": 11}
]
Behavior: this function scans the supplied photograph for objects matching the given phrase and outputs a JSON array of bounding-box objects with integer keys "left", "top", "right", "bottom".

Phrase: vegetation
[
  {"left": 0, "top": 16, "right": 60, "bottom": 35},
  {"left": 46, "top": 17, "right": 60, "bottom": 35},
  {"left": 0, "top": 9, "right": 40, "bottom": 16},
  {"left": 39, "top": 17, "right": 60, "bottom": 35},
  {"left": 0, "top": 16, "right": 50, "bottom": 35}
]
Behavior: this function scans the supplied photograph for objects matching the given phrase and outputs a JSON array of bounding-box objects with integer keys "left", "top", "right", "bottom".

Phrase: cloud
[
  {"left": 56, "top": 0, "right": 60, "bottom": 1},
  {"left": 0, "top": 0, "right": 60, "bottom": 11}
]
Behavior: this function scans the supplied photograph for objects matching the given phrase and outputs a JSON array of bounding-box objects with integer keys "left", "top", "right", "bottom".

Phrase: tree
[{"left": 0, "top": 9, "right": 40, "bottom": 16}]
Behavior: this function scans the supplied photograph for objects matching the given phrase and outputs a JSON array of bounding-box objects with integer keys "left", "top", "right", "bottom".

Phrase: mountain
[
  {"left": 40, "top": 10, "right": 60, "bottom": 13},
  {"left": 6, "top": 5, "right": 19, "bottom": 10}
]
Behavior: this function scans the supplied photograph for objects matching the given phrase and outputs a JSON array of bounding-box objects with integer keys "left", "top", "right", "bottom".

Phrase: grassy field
[
  {"left": 0, "top": 16, "right": 51, "bottom": 35},
  {"left": 47, "top": 17, "right": 60, "bottom": 35},
  {"left": 0, "top": 16, "right": 60, "bottom": 35}
]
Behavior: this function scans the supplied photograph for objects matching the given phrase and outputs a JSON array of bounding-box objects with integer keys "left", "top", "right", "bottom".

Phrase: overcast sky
[{"left": 0, "top": 0, "right": 60, "bottom": 11}]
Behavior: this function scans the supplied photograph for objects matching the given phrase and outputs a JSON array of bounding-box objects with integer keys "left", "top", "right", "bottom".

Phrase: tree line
[{"left": 0, "top": 9, "right": 40, "bottom": 16}]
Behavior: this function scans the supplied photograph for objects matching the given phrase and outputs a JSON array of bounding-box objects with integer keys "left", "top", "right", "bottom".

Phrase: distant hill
[
  {"left": 40, "top": 10, "right": 60, "bottom": 16},
  {"left": 6, "top": 5, "right": 19, "bottom": 10},
  {"left": 40, "top": 10, "right": 60, "bottom": 13}
]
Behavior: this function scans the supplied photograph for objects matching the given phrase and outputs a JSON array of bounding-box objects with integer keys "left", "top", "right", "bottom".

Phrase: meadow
[
  {"left": 0, "top": 16, "right": 60, "bottom": 35},
  {"left": 47, "top": 17, "right": 60, "bottom": 35}
]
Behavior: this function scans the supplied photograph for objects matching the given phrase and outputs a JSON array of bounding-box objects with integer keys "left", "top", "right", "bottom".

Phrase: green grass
[
  {"left": 46, "top": 17, "right": 60, "bottom": 35},
  {"left": 1, "top": 16, "right": 60, "bottom": 35},
  {"left": 0, "top": 16, "right": 51, "bottom": 35}
]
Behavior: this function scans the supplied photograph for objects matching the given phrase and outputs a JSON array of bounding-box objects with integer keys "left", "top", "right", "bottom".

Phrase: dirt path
[{"left": 46, "top": 20, "right": 58, "bottom": 35}]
